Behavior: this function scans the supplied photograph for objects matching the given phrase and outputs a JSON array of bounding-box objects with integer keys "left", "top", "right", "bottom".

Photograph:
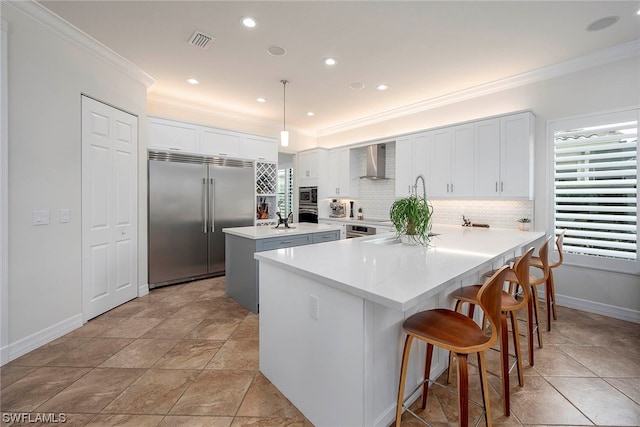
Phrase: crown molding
[
  {"left": 317, "top": 39, "right": 640, "bottom": 137},
  {"left": 3, "top": 0, "right": 155, "bottom": 87},
  {"left": 148, "top": 92, "right": 317, "bottom": 138}
]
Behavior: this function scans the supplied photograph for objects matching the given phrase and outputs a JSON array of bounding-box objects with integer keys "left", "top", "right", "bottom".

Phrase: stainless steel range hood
[{"left": 360, "top": 144, "right": 387, "bottom": 179}]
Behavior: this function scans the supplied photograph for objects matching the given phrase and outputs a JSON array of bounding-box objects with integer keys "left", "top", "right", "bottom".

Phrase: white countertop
[
  {"left": 319, "top": 216, "right": 395, "bottom": 228},
  {"left": 223, "top": 222, "right": 342, "bottom": 240},
  {"left": 254, "top": 224, "right": 545, "bottom": 311}
]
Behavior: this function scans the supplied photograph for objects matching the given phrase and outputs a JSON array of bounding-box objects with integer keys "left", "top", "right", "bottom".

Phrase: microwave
[{"left": 299, "top": 186, "right": 317, "bottom": 205}]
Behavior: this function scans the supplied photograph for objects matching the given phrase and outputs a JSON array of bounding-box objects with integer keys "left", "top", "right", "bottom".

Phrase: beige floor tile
[
  {"left": 133, "top": 303, "right": 185, "bottom": 319},
  {"left": 84, "top": 414, "right": 164, "bottom": 427},
  {"left": 0, "top": 365, "right": 38, "bottom": 389},
  {"left": 508, "top": 376, "right": 592, "bottom": 425},
  {"left": 605, "top": 377, "right": 640, "bottom": 404},
  {"left": 548, "top": 376, "right": 640, "bottom": 426},
  {"left": 230, "top": 418, "right": 308, "bottom": 427},
  {"left": 5, "top": 337, "right": 87, "bottom": 367},
  {"left": 46, "top": 337, "right": 133, "bottom": 367},
  {"left": 206, "top": 340, "right": 258, "bottom": 370},
  {"left": 65, "top": 316, "right": 127, "bottom": 338},
  {"left": 35, "top": 367, "right": 145, "bottom": 413},
  {"left": 102, "top": 369, "right": 199, "bottom": 415},
  {"left": 141, "top": 317, "right": 205, "bottom": 339},
  {"left": 170, "top": 370, "right": 255, "bottom": 416},
  {"left": 101, "top": 317, "right": 164, "bottom": 338},
  {"left": 236, "top": 372, "right": 304, "bottom": 419},
  {"left": 0, "top": 367, "right": 90, "bottom": 412},
  {"left": 158, "top": 415, "right": 233, "bottom": 427},
  {"left": 559, "top": 345, "right": 640, "bottom": 378},
  {"left": 99, "top": 339, "right": 178, "bottom": 368},
  {"left": 154, "top": 340, "right": 224, "bottom": 370},
  {"left": 171, "top": 301, "right": 224, "bottom": 319},
  {"left": 228, "top": 314, "right": 258, "bottom": 341},
  {"left": 530, "top": 345, "right": 597, "bottom": 377},
  {"left": 101, "top": 300, "right": 150, "bottom": 317},
  {"left": 186, "top": 317, "right": 242, "bottom": 341}
]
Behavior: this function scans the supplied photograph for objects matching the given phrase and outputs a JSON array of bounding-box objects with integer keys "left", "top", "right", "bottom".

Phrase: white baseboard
[
  {"left": 138, "top": 282, "right": 149, "bottom": 297},
  {"left": 556, "top": 294, "right": 640, "bottom": 324},
  {"left": 2, "top": 313, "right": 83, "bottom": 365}
]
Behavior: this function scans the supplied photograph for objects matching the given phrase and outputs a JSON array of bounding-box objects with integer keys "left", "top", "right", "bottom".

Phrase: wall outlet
[
  {"left": 309, "top": 294, "right": 320, "bottom": 320},
  {"left": 33, "top": 210, "right": 50, "bottom": 226}
]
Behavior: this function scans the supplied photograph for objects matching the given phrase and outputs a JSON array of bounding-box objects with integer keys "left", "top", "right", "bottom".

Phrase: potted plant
[
  {"left": 517, "top": 218, "right": 531, "bottom": 231},
  {"left": 390, "top": 194, "right": 434, "bottom": 245}
]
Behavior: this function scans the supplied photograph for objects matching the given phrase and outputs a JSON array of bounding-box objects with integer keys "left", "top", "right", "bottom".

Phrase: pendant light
[{"left": 280, "top": 79, "right": 289, "bottom": 147}]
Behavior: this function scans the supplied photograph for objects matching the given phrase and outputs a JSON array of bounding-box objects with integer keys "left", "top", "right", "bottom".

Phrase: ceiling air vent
[{"left": 188, "top": 30, "right": 214, "bottom": 49}]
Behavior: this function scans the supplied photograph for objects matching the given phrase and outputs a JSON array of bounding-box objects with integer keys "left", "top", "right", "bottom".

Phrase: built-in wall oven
[
  {"left": 346, "top": 224, "right": 376, "bottom": 239},
  {"left": 298, "top": 186, "right": 318, "bottom": 223}
]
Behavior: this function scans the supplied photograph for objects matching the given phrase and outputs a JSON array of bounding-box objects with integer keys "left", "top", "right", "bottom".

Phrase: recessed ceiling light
[
  {"left": 349, "top": 82, "right": 365, "bottom": 90},
  {"left": 636, "top": 8, "right": 640, "bottom": 15},
  {"left": 187, "top": 78, "right": 199, "bottom": 85},
  {"left": 241, "top": 16, "right": 257, "bottom": 28},
  {"left": 256, "top": 97, "right": 266, "bottom": 103},
  {"left": 323, "top": 57, "right": 337, "bottom": 66},
  {"left": 377, "top": 84, "right": 388, "bottom": 91},
  {"left": 267, "top": 45, "right": 287, "bottom": 56},
  {"left": 586, "top": 16, "right": 619, "bottom": 31},
  {"left": 307, "top": 112, "right": 315, "bottom": 117}
]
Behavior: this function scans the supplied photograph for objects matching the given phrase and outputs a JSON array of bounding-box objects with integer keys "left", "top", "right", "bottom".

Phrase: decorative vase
[{"left": 518, "top": 223, "right": 530, "bottom": 231}]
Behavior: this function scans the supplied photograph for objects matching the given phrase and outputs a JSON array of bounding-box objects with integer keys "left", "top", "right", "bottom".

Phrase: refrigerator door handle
[
  {"left": 210, "top": 178, "right": 215, "bottom": 232},
  {"left": 202, "top": 177, "right": 208, "bottom": 234}
]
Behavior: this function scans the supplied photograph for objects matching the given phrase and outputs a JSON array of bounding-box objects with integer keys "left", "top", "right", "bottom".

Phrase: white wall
[
  {"left": 2, "top": 2, "right": 149, "bottom": 360},
  {"left": 318, "top": 57, "right": 640, "bottom": 320}
]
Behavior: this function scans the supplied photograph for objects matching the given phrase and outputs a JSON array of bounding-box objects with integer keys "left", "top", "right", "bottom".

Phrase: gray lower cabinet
[{"left": 225, "top": 230, "right": 340, "bottom": 313}]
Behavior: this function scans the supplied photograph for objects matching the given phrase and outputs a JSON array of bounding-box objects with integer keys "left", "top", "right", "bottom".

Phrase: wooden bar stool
[
  {"left": 482, "top": 235, "right": 552, "bottom": 366},
  {"left": 530, "top": 230, "right": 565, "bottom": 331},
  {"left": 448, "top": 247, "right": 534, "bottom": 417},
  {"left": 395, "top": 266, "right": 510, "bottom": 427}
]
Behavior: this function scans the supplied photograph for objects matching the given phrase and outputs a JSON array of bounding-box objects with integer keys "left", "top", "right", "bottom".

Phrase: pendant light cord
[{"left": 281, "top": 80, "right": 288, "bottom": 131}]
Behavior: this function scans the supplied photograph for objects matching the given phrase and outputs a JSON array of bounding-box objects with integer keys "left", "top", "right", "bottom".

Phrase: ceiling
[{"left": 38, "top": 1, "right": 640, "bottom": 135}]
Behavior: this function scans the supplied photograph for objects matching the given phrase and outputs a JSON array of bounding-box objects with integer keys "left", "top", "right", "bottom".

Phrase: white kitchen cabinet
[
  {"left": 474, "top": 112, "right": 534, "bottom": 199},
  {"left": 242, "top": 135, "right": 278, "bottom": 162},
  {"left": 429, "top": 124, "right": 474, "bottom": 198},
  {"left": 320, "top": 220, "right": 346, "bottom": 239},
  {"left": 395, "top": 133, "right": 430, "bottom": 197},
  {"left": 326, "top": 148, "right": 358, "bottom": 198},
  {"left": 297, "top": 148, "right": 328, "bottom": 187},
  {"left": 148, "top": 116, "right": 278, "bottom": 163},
  {"left": 200, "top": 128, "right": 241, "bottom": 157},
  {"left": 148, "top": 117, "right": 199, "bottom": 153}
]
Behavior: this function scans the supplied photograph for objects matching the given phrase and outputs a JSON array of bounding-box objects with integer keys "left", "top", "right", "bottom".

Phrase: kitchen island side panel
[
  {"left": 225, "top": 234, "right": 259, "bottom": 313},
  {"left": 259, "top": 262, "right": 365, "bottom": 427}
]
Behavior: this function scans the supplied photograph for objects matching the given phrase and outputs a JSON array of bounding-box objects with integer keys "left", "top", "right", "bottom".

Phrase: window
[
  {"left": 550, "top": 108, "right": 638, "bottom": 274},
  {"left": 277, "top": 167, "right": 293, "bottom": 217}
]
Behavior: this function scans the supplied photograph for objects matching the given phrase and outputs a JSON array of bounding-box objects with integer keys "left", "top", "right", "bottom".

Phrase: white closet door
[{"left": 82, "top": 96, "right": 138, "bottom": 320}]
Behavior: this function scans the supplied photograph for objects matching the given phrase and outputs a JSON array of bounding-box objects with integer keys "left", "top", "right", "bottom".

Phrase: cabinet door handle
[
  {"left": 447, "top": 183, "right": 449, "bottom": 193},
  {"left": 501, "top": 181, "right": 504, "bottom": 192},
  {"left": 451, "top": 183, "right": 454, "bottom": 193},
  {"left": 495, "top": 182, "right": 498, "bottom": 192},
  {"left": 280, "top": 240, "right": 293, "bottom": 245}
]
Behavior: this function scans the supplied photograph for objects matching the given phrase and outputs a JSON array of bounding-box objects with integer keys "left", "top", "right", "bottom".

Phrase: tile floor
[{"left": 1, "top": 276, "right": 639, "bottom": 426}]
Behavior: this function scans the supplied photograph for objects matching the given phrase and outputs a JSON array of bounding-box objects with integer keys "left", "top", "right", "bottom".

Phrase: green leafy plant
[{"left": 389, "top": 194, "right": 434, "bottom": 245}]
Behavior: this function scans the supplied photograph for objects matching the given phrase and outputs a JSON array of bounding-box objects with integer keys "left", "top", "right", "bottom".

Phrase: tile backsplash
[{"left": 336, "top": 142, "right": 534, "bottom": 229}]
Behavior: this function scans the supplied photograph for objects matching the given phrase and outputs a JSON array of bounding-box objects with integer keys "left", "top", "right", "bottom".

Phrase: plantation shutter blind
[{"left": 554, "top": 119, "right": 638, "bottom": 261}]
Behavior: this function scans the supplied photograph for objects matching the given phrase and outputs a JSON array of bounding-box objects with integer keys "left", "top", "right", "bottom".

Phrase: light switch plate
[
  {"left": 33, "top": 210, "right": 50, "bottom": 226},
  {"left": 60, "top": 209, "right": 70, "bottom": 223}
]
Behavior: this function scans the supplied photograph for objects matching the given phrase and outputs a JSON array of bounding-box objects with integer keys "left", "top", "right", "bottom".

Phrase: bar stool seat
[
  {"left": 395, "top": 266, "right": 510, "bottom": 427},
  {"left": 449, "top": 247, "right": 534, "bottom": 417}
]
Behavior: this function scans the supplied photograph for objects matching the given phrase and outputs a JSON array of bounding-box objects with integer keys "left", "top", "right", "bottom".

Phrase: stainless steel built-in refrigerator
[{"left": 148, "top": 152, "right": 254, "bottom": 288}]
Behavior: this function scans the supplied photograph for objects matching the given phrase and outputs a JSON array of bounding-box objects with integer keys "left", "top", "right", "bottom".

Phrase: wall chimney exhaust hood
[{"left": 360, "top": 144, "right": 387, "bottom": 179}]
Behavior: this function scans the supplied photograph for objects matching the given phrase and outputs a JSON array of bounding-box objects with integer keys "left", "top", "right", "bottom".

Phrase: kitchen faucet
[{"left": 413, "top": 174, "right": 427, "bottom": 200}]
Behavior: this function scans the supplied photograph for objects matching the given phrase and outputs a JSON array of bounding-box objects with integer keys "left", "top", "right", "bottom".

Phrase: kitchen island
[
  {"left": 255, "top": 225, "right": 545, "bottom": 427},
  {"left": 223, "top": 223, "right": 342, "bottom": 312}
]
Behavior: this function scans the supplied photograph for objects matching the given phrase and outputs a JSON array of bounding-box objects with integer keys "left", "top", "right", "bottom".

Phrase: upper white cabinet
[
  {"left": 326, "top": 148, "right": 359, "bottom": 198},
  {"left": 429, "top": 124, "right": 474, "bottom": 198},
  {"left": 148, "top": 117, "right": 278, "bottom": 162},
  {"left": 297, "top": 148, "right": 328, "bottom": 187},
  {"left": 200, "top": 128, "right": 241, "bottom": 157},
  {"left": 474, "top": 112, "right": 534, "bottom": 199},
  {"left": 242, "top": 135, "right": 278, "bottom": 162},
  {"left": 395, "top": 133, "right": 430, "bottom": 197},
  {"left": 148, "top": 117, "right": 199, "bottom": 153}
]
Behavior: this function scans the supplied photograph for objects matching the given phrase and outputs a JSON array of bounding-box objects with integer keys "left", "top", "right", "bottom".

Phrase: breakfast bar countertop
[{"left": 255, "top": 224, "right": 545, "bottom": 312}]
